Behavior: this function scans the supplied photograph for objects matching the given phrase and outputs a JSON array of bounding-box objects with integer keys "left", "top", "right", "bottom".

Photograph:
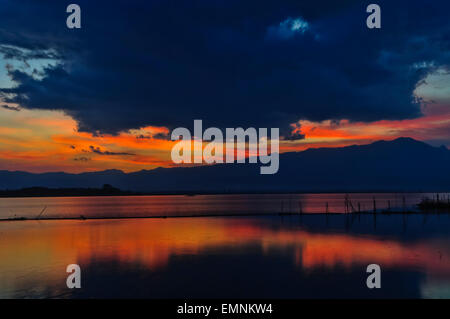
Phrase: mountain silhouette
[{"left": 1, "top": 138, "right": 449, "bottom": 193}]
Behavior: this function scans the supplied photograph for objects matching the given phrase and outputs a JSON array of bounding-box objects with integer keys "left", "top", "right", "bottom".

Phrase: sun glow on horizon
[{"left": 0, "top": 69, "right": 449, "bottom": 173}]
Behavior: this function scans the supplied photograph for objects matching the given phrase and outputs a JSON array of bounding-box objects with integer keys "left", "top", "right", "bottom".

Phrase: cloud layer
[{"left": 0, "top": 0, "right": 449, "bottom": 137}]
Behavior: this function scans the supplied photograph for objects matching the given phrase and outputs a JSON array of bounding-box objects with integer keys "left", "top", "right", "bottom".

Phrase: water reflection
[{"left": 0, "top": 215, "right": 449, "bottom": 298}]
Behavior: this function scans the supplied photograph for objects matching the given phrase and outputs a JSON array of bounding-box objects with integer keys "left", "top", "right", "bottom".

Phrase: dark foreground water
[{"left": 0, "top": 211, "right": 449, "bottom": 298}]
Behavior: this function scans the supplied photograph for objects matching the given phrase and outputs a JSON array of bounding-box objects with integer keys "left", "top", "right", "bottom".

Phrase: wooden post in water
[
  {"left": 373, "top": 197, "right": 377, "bottom": 214},
  {"left": 326, "top": 202, "right": 329, "bottom": 214},
  {"left": 345, "top": 194, "right": 349, "bottom": 214},
  {"left": 402, "top": 196, "right": 406, "bottom": 213},
  {"left": 388, "top": 200, "right": 391, "bottom": 212},
  {"left": 298, "top": 201, "right": 303, "bottom": 215},
  {"left": 289, "top": 195, "right": 292, "bottom": 213},
  {"left": 357, "top": 202, "right": 361, "bottom": 222}
]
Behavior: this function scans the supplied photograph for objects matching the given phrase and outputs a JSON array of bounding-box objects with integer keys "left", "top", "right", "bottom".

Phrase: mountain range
[{"left": 1, "top": 138, "right": 449, "bottom": 193}]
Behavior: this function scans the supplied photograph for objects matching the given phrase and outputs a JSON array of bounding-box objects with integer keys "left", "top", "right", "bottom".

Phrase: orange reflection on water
[{"left": 0, "top": 217, "right": 449, "bottom": 297}]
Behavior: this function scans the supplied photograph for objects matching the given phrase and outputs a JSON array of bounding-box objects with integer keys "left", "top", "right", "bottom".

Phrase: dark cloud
[
  {"left": 0, "top": 44, "right": 60, "bottom": 62},
  {"left": 136, "top": 132, "right": 169, "bottom": 140},
  {"left": 0, "top": 0, "right": 449, "bottom": 136},
  {"left": 282, "top": 131, "right": 305, "bottom": 141},
  {"left": 73, "top": 156, "right": 90, "bottom": 162},
  {"left": 1, "top": 104, "right": 20, "bottom": 111},
  {"left": 85, "top": 146, "right": 135, "bottom": 156},
  {"left": 281, "top": 123, "right": 305, "bottom": 141}
]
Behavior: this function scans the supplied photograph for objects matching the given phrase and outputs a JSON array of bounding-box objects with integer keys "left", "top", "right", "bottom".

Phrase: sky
[{"left": 0, "top": 0, "right": 449, "bottom": 173}]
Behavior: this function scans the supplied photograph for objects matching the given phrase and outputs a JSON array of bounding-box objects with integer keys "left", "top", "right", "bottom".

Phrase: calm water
[
  {"left": 0, "top": 194, "right": 449, "bottom": 299},
  {"left": 0, "top": 193, "right": 446, "bottom": 219}
]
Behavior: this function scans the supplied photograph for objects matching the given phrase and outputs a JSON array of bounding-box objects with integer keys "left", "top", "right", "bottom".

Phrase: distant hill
[
  {"left": 0, "top": 184, "right": 141, "bottom": 198},
  {"left": 1, "top": 138, "right": 449, "bottom": 193}
]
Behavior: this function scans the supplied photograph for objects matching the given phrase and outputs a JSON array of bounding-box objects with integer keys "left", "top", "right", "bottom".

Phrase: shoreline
[
  {"left": 1, "top": 190, "right": 450, "bottom": 199},
  {"left": 1, "top": 210, "right": 448, "bottom": 222}
]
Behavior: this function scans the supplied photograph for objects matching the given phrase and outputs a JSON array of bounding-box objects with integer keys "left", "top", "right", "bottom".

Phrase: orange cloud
[
  {"left": 0, "top": 100, "right": 449, "bottom": 173},
  {"left": 280, "top": 110, "right": 450, "bottom": 152}
]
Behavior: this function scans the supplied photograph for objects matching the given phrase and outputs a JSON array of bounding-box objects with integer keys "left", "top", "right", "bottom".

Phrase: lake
[
  {"left": 0, "top": 193, "right": 449, "bottom": 298},
  {"left": 0, "top": 192, "right": 446, "bottom": 219}
]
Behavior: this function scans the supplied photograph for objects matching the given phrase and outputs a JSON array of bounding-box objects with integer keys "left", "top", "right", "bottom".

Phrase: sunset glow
[{"left": 1, "top": 88, "right": 448, "bottom": 173}]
